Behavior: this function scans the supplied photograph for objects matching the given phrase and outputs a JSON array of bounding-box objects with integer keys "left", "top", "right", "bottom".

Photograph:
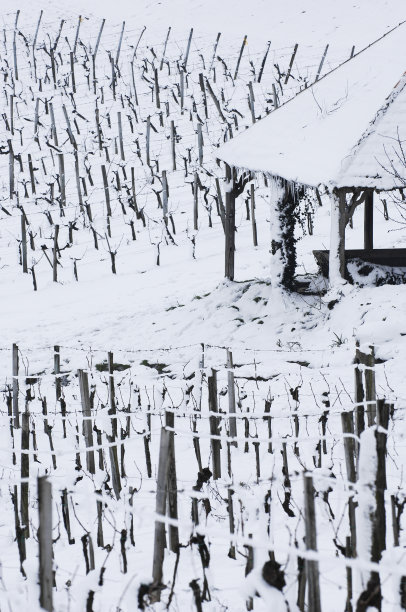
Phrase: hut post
[
  {"left": 269, "top": 176, "right": 286, "bottom": 289},
  {"left": 328, "top": 188, "right": 346, "bottom": 285},
  {"left": 364, "top": 190, "right": 374, "bottom": 250}
]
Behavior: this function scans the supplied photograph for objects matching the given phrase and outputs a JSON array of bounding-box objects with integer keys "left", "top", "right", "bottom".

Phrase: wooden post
[
  {"left": 101, "top": 165, "right": 112, "bottom": 216},
  {"left": 151, "top": 426, "right": 171, "bottom": 602},
  {"left": 315, "top": 44, "right": 329, "bottom": 81},
  {"left": 9, "top": 139, "right": 14, "bottom": 200},
  {"left": 284, "top": 43, "right": 298, "bottom": 84},
  {"left": 115, "top": 21, "right": 125, "bottom": 65},
  {"left": 58, "top": 154, "right": 66, "bottom": 208},
  {"left": 21, "top": 409, "right": 30, "bottom": 538},
  {"left": 107, "top": 352, "right": 121, "bottom": 499},
  {"left": 160, "top": 27, "right": 171, "bottom": 70},
  {"left": 226, "top": 350, "right": 237, "bottom": 442},
  {"left": 165, "top": 411, "right": 179, "bottom": 553},
  {"left": 193, "top": 172, "right": 198, "bottom": 230},
  {"left": 208, "top": 370, "right": 221, "bottom": 480},
  {"left": 303, "top": 474, "right": 321, "bottom": 612},
  {"left": 52, "top": 225, "right": 59, "bottom": 282},
  {"left": 170, "top": 120, "right": 176, "bottom": 171},
  {"left": 70, "top": 52, "right": 76, "bottom": 93},
  {"left": 328, "top": 188, "right": 346, "bottom": 284},
  {"left": 234, "top": 34, "right": 247, "bottom": 80},
  {"left": 341, "top": 412, "right": 357, "bottom": 558},
  {"left": 12, "top": 343, "right": 20, "bottom": 428},
  {"left": 13, "top": 10, "right": 20, "bottom": 81},
  {"left": 197, "top": 122, "right": 203, "bottom": 165},
  {"left": 154, "top": 68, "right": 160, "bottom": 109},
  {"left": 38, "top": 476, "right": 53, "bottom": 612},
  {"left": 21, "top": 211, "right": 28, "bottom": 273},
  {"left": 250, "top": 184, "right": 258, "bottom": 246},
  {"left": 364, "top": 190, "right": 373, "bottom": 250},
  {"left": 225, "top": 164, "right": 236, "bottom": 281},
  {"left": 162, "top": 171, "right": 168, "bottom": 221},
  {"left": 78, "top": 370, "right": 95, "bottom": 474},
  {"left": 183, "top": 28, "right": 193, "bottom": 70},
  {"left": 117, "top": 112, "right": 125, "bottom": 161},
  {"left": 258, "top": 40, "right": 271, "bottom": 83}
]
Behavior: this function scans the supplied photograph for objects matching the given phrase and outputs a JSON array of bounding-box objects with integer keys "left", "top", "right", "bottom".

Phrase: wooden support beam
[{"left": 364, "top": 190, "right": 374, "bottom": 250}]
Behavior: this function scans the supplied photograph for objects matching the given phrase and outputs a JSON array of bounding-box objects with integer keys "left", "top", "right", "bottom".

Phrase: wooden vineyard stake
[
  {"left": 151, "top": 426, "right": 171, "bottom": 602},
  {"left": 165, "top": 411, "right": 179, "bottom": 553},
  {"left": 38, "top": 476, "right": 53, "bottom": 612},
  {"left": 315, "top": 44, "right": 329, "bottom": 82},
  {"left": 183, "top": 28, "right": 193, "bottom": 70},
  {"left": 115, "top": 21, "right": 125, "bottom": 65},
  {"left": 209, "top": 32, "right": 221, "bottom": 73},
  {"left": 284, "top": 43, "right": 298, "bottom": 84},
  {"left": 197, "top": 122, "right": 204, "bottom": 165},
  {"left": 193, "top": 172, "right": 198, "bottom": 230},
  {"left": 154, "top": 68, "right": 161, "bottom": 109},
  {"left": 250, "top": 184, "right": 258, "bottom": 246},
  {"left": 78, "top": 370, "right": 95, "bottom": 474},
  {"left": 107, "top": 352, "right": 121, "bottom": 499},
  {"left": 21, "top": 408, "right": 30, "bottom": 538},
  {"left": 70, "top": 51, "right": 76, "bottom": 93},
  {"left": 12, "top": 343, "right": 20, "bottom": 428},
  {"left": 264, "top": 399, "right": 273, "bottom": 453},
  {"left": 364, "top": 346, "right": 376, "bottom": 426},
  {"left": 160, "top": 27, "right": 171, "bottom": 70},
  {"left": 224, "top": 164, "right": 236, "bottom": 281},
  {"left": 13, "top": 10, "right": 20, "bottom": 81},
  {"left": 9, "top": 139, "right": 15, "bottom": 199},
  {"left": 226, "top": 350, "right": 237, "bottom": 443},
  {"left": 58, "top": 154, "right": 66, "bottom": 208},
  {"left": 21, "top": 210, "right": 28, "bottom": 273},
  {"left": 52, "top": 225, "right": 59, "bottom": 282},
  {"left": 208, "top": 369, "right": 221, "bottom": 480},
  {"left": 245, "top": 533, "right": 254, "bottom": 610},
  {"left": 303, "top": 474, "right": 321, "bottom": 612},
  {"left": 117, "top": 111, "right": 125, "bottom": 161},
  {"left": 162, "top": 170, "right": 168, "bottom": 221},
  {"left": 257, "top": 40, "right": 271, "bottom": 83},
  {"left": 234, "top": 34, "right": 247, "bottom": 80},
  {"left": 61, "top": 488, "right": 74, "bottom": 544},
  {"left": 248, "top": 81, "right": 255, "bottom": 123},
  {"left": 32, "top": 10, "right": 43, "bottom": 81},
  {"left": 170, "top": 120, "right": 176, "bottom": 170},
  {"left": 54, "top": 346, "right": 66, "bottom": 437},
  {"left": 341, "top": 411, "right": 357, "bottom": 558}
]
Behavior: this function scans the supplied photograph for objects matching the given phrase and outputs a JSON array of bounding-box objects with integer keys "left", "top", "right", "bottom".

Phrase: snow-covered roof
[{"left": 217, "top": 22, "right": 406, "bottom": 190}]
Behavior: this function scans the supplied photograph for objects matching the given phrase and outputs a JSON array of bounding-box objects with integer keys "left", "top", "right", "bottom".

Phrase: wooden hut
[{"left": 216, "top": 22, "right": 406, "bottom": 288}]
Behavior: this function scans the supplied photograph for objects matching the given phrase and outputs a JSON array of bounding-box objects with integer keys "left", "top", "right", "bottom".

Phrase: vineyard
[
  {"left": 1, "top": 341, "right": 406, "bottom": 611},
  {"left": 1, "top": 5, "right": 406, "bottom": 612},
  {"left": 0, "top": 11, "right": 351, "bottom": 291}
]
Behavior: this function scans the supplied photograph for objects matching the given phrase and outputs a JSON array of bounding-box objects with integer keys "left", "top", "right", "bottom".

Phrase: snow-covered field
[{"left": 1, "top": 0, "right": 406, "bottom": 610}]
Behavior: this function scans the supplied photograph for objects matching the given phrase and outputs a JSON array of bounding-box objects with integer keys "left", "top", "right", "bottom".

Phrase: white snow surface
[{"left": 217, "top": 21, "right": 406, "bottom": 189}]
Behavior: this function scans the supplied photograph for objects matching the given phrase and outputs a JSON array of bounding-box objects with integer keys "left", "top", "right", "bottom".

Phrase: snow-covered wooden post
[
  {"left": 269, "top": 177, "right": 287, "bottom": 289},
  {"left": 328, "top": 188, "right": 346, "bottom": 285}
]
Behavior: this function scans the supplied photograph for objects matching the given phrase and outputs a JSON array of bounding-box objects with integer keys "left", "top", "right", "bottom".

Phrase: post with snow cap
[{"left": 328, "top": 188, "right": 346, "bottom": 285}]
